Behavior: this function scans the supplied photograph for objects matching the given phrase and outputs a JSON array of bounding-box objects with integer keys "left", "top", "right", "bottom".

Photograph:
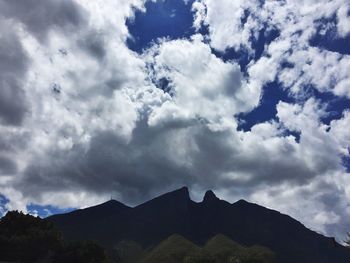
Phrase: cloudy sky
[{"left": 0, "top": 0, "right": 350, "bottom": 240}]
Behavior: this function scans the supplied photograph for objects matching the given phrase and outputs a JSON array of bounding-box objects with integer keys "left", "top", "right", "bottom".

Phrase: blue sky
[
  {"left": 0, "top": 0, "right": 350, "bottom": 240},
  {"left": 128, "top": 0, "right": 350, "bottom": 132},
  {"left": 127, "top": 0, "right": 196, "bottom": 53}
]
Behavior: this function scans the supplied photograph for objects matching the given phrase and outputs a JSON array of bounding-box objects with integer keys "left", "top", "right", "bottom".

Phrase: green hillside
[
  {"left": 203, "top": 234, "right": 275, "bottom": 263},
  {"left": 118, "top": 234, "right": 275, "bottom": 263},
  {"left": 141, "top": 234, "right": 201, "bottom": 263}
]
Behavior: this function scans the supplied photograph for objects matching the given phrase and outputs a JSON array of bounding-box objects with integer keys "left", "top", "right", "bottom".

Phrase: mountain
[
  {"left": 48, "top": 199, "right": 131, "bottom": 243},
  {"left": 48, "top": 187, "right": 350, "bottom": 262}
]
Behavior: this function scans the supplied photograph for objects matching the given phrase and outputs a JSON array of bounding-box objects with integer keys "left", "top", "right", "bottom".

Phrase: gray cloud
[
  {"left": 0, "top": 128, "right": 30, "bottom": 178},
  {"left": 0, "top": 0, "right": 86, "bottom": 126},
  {"left": 0, "top": 156, "right": 17, "bottom": 175},
  {"left": 17, "top": 118, "right": 196, "bottom": 204},
  {"left": 79, "top": 30, "right": 107, "bottom": 60},
  {"left": 17, "top": 113, "right": 329, "bottom": 206},
  {"left": 0, "top": 0, "right": 87, "bottom": 42},
  {"left": 0, "top": 23, "right": 29, "bottom": 126}
]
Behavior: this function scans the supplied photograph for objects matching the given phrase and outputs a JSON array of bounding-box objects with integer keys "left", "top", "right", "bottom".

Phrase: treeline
[
  {"left": 112, "top": 234, "right": 275, "bottom": 263},
  {"left": 0, "top": 211, "right": 110, "bottom": 263}
]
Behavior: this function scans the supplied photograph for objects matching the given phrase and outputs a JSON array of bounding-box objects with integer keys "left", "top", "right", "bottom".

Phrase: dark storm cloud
[
  {"left": 18, "top": 118, "right": 195, "bottom": 204},
  {"left": 0, "top": 156, "right": 17, "bottom": 175},
  {"left": 0, "top": 24, "right": 29, "bottom": 126},
  {"left": 0, "top": 0, "right": 87, "bottom": 42}
]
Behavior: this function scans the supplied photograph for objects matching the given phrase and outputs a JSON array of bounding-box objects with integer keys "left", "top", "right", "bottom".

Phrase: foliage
[
  {"left": 141, "top": 234, "right": 201, "bottom": 263},
  {"left": 54, "top": 240, "right": 110, "bottom": 263},
  {"left": 113, "top": 240, "right": 145, "bottom": 263},
  {"left": 131, "top": 234, "right": 275, "bottom": 263},
  {"left": 0, "top": 211, "right": 110, "bottom": 263}
]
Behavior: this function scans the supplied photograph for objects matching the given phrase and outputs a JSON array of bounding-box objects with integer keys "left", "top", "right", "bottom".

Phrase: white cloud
[
  {"left": 146, "top": 35, "right": 260, "bottom": 123},
  {"left": 337, "top": 5, "right": 350, "bottom": 38},
  {"left": 193, "top": 0, "right": 261, "bottom": 52},
  {"left": 194, "top": 0, "right": 350, "bottom": 98},
  {"left": 330, "top": 110, "right": 350, "bottom": 155}
]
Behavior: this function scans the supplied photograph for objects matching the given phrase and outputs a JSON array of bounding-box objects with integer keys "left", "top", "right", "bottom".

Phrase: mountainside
[
  {"left": 48, "top": 187, "right": 350, "bottom": 263},
  {"left": 48, "top": 199, "right": 131, "bottom": 243}
]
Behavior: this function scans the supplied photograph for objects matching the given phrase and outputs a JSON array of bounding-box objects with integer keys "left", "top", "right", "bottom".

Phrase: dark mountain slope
[
  {"left": 116, "top": 187, "right": 194, "bottom": 247},
  {"left": 49, "top": 199, "right": 131, "bottom": 242},
  {"left": 47, "top": 187, "right": 350, "bottom": 263}
]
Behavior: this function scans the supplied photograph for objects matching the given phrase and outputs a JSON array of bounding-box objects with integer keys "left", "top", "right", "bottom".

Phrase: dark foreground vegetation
[
  {"left": 0, "top": 211, "right": 110, "bottom": 263},
  {"left": 121, "top": 234, "right": 275, "bottom": 263},
  {"left": 0, "top": 211, "right": 274, "bottom": 263}
]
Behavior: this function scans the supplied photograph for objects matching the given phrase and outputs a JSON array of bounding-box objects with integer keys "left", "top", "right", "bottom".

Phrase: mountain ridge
[{"left": 47, "top": 187, "right": 350, "bottom": 263}]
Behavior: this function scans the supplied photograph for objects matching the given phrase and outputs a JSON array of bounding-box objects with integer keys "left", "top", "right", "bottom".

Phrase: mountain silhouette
[{"left": 48, "top": 187, "right": 350, "bottom": 262}]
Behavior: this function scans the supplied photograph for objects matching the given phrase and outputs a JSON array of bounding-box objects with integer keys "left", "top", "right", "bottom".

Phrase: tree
[{"left": 0, "top": 211, "right": 110, "bottom": 263}]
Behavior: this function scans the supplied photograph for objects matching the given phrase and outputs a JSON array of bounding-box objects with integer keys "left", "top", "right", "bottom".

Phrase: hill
[
  {"left": 141, "top": 234, "right": 201, "bottom": 263},
  {"left": 140, "top": 234, "right": 275, "bottom": 263},
  {"left": 203, "top": 234, "right": 274, "bottom": 263}
]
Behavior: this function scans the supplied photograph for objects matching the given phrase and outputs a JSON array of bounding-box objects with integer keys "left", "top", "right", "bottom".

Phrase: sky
[{"left": 0, "top": 0, "right": 350, "bottom": 240}]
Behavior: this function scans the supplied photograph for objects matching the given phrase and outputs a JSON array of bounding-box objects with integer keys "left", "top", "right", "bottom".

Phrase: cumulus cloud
[
  {"left": 145, "top": 35, "right": 260, "bottom": 122},
  {"left": 0, "top": 0, "right": 349, "bottom": 241},
  {"left": 193, "top": 0, "right": 263, "bottom": 52},
  {"left": 0, "top": 0, "right": 148, "bottom": 207}
]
